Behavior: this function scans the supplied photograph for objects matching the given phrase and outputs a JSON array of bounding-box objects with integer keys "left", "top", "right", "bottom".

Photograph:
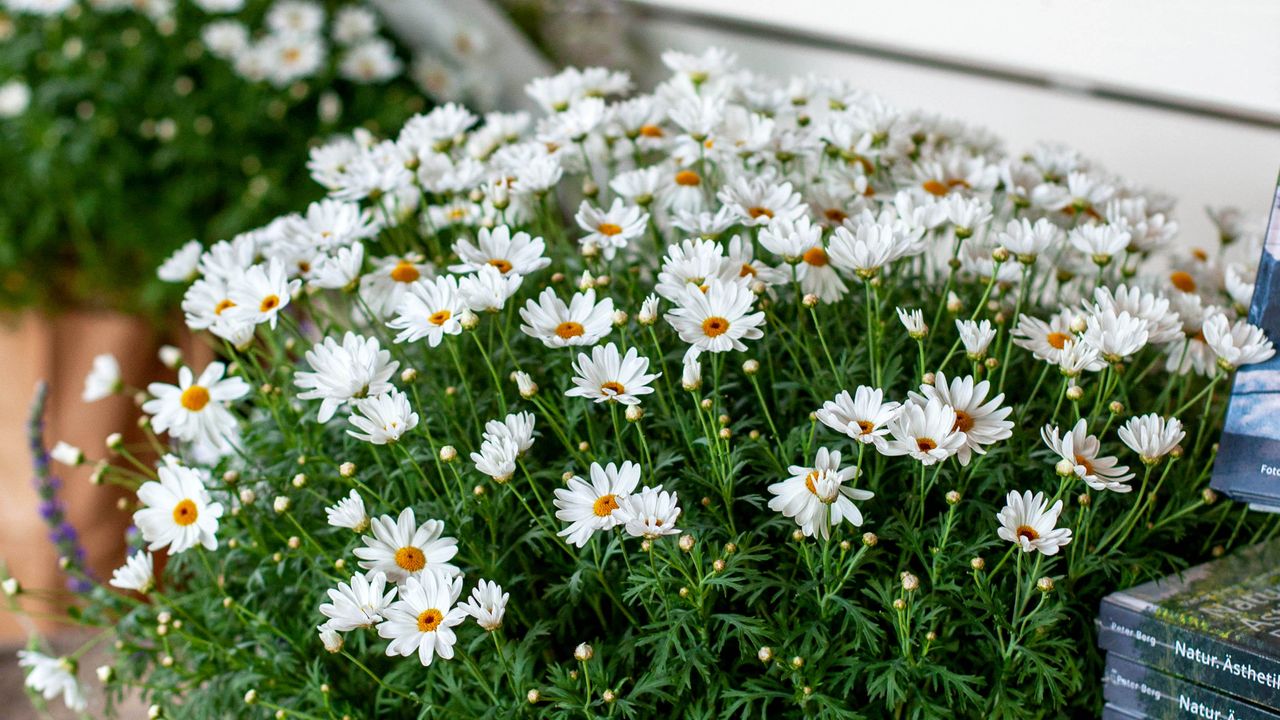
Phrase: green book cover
[
  {"left": 1105, "top": 652, "right": 1280, "bottom": 719},
  {"left": 1098, "top": 540, "right": 1280, "bottom": 708}
]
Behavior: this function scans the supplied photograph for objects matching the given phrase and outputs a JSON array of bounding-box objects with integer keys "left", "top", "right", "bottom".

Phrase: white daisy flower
[
  {"left": 996, "top": 217, "right": 1058, "bottom": 262},
  {"left": 1079, "top": 308, "right": 1149, "bottom": 363},
  {"left": 108, "top": 551, "right": 155, "bottom": 593},
  {"left": 726, "top": 234, "right": 788, "bottom": 288},
  {"left": 1069, "top": 224, "right": 1130, "bottom": 264},
  {"left": 17, "top": 651, "right": 85, "bottom": 713},
  {"left": 387, "top": 275, "right": 466, "bottom": 347},
  {"left": 460, "top": 579, "right": 509, "bottom": 631},
  {"left": 1011, "top": 312, "right": 1078, "bottom": 364},
  {"left": 575, "top": 199, "right": 648, "bottom": 260},
  {"left": 767, "top": 447, "right": 873, "bottom": 540},
  {"left": 1042, "top": 419, "right": 1135, "bottom": 493},
  {"left": 320, "top": 571, "right": 398, "bottom": 632},
  {"left": 618, "top": 485, "right": 682, "bottom": 540},
  {"left": 637, "top": 294, "right": 661, "bottom": 326},
  {"left": 610, "top": 165, "right": 664, "bottom": 207},
  {"left": 134, "top": 463, "right": 224, "bottom": 554},
  {"left": 519, "top": 287, "right": 615, "bottom": 348},
  {"left": 880, "top": 397, "right": 965, "bottom": 465},
  {"left": 450, "top": 225, "right": 550, "bottom": 276},
  {"left": 827, "top": 220, "right": 920, "bottom": 278},
  {"left": 956, "top": 319, "right": 997, "bottom": 359},
  {"left": 1089, "top": 284, "right": 1182, "bottom": 345},
  {"left": 142, "top": 362, "right": 249, "bottom": 447},
  {"left": 471, "top": 436, "right": 519, "bottom": 483},
  {"left": 359, "top": 255, "right": 431, "bottom": 320},
  {"left": 348, "top": 389, "right": 419, "bottom": 445},
  {"left": 795, "top": 239, "right": 848, "bottom": 303},
  {"left": 310, "top": 242, "right": 366, "bottom": 291},
  {"left": 377, "top": 572, "right": 466, "bottom": 666},
  {"left": 553, "top": 460, "right": 642, "bottom": 548},
  {"left": 565, "top": 343, "right": 661, "bottom": 406},
  {"left": 82, "top": 353, "right": 122, "bottom": 402},
  {"left": 897, "top": 307, "right": 927, "bottom": 338},
  {"left": 50, "top": 441, "right": 83, "bottom": 467},
  {"left": 295, "top": 333, "right": 399, "bottom": 423},
  {"left": 1224, "top": 263, "right": 1256, "bottom": 313},
  {"left": 1056, "top": 340, "right": 1107, "bottom": 377},
  {"left": 665, "top": 280, "right": 766, "bottom": 353},
  {"left": 759, "top": 215, "right": 823, "bottom": 263},
  {"left": 717, "top": 174, "right": 806, "bottom": 226},
  {"left": 483, "top": 412, "right": 536, "bottom": 455},
  {"left": 681, "top": 350, "right": 702, "bottom": 390},
  {"left": 815, "top": 387, "right": 901, "bottom": 447},
  {"left": 354, "top": 508, "right": 459, "bottom": 584},
  {"left": 909, "top": 373, "right": 1013, "bottom": 466},
  {"left": 459, "top": 265, "right": 523, "bottom": 313},
  {"left": 1202, "top": 312, "right": 1275, "bottom": 371},
  {"left": 996, "top": 490, "right": 1073, "bottom": 556},
  {"left": 654, "top": 237, "right": 733, "bottom": 302},
  {"left": 157, "top": 240, "right": 203, "bottom": 283},
  {"left": 318, "top": 625, "right": 344, "bottom": 653},
  {"left": 1118, "top": 414, "right": 1185, "bottom": 465},
  {"left": 325, "top": 490, "right": 369, "bottom": 532},
  {"left": 225, "top": 258, "right": 300, "bottom": 329}
]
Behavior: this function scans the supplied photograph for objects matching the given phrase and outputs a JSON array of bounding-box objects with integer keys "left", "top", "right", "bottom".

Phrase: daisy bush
[{"left": 14, "top": 48, "right": 1280, "bottom": 718}]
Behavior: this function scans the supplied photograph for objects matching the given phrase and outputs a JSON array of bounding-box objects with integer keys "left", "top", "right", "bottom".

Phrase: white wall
[{"left": 626, "top": 4, "right": 1280, "bottom": 251}]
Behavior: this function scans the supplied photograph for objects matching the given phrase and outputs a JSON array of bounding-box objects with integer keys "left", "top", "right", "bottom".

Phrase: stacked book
[{"left": 1097, "top": 540, "right": 1280, "bottom": 718}]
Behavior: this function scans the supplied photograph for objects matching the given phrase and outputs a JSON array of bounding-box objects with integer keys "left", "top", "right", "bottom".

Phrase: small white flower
[
  {"left": 956, "top": 319, "right": 996, "bottom": 359},
  {"left": 637, "top": 294, "right": 660, "bottom": 325},
  {"left": 459, "top": 265, "right": 523, "bottom": 313},
  {"left": 325, "top": 490, "right": 369, "bottom": 532},
  {"left": 108, "top": 551, "right": 155, "bottom": 593},
  {"left": 295, "top": 333, "right": 399, "bottom": 423},
  {"left": 1202, "top": 312, "right": 1275, "bottom": 371},
  {"left": 566, "top": 343, "right": 660, "bottom": 406},
  {"left": 665, "top": 280, "right": 766, "bottom": 353},
  {"left": 450, "top": 225, "right": 550, "bottom": 276},
  {"left": 483, "top": 412, "right": 536, "bottom": 455},
  {"left": 354, "top": 508, "right": 459, "bottom": 584},
  {"left": 1079, "top": 308, "right": 1149, "bottom": 363},
  {"left": 553, "top": 460, "right": 642, "bottom": 547},
  {"left": 575, "top": 199, "right": 648, "bottom": 260},
  {"left": 996, "top": 217, "right": 1058, "bottom": 261},
  {"left": 519, "top": 287, "right": 615, "bottom": 348},
  {"left": 767, "top": 447, "right": 872, "bottom": 540},
  {"left": 681, "top": 351, "right": 702, "bottom": 390},
  {"left": 460, "top": 579, "right": 509, "bottom": 631},
  {"left": 348, "top": 389, "right": 419, "bottom": 444},
  {"left": 157, "top": 240, "right": 203, "bottom": 282},
  {"left": 377, "top": 572, "right": 466, "bottom": 666},
  {"left": 816, "top": 387, "right": 901, "bottom": 447},
  {"left": 909, "top": 373, "right": 1013, "bottom": 466},
  {"left": 50, "top": 441, "right": 84, "bottom": 467},
  {"left": 0, "top": 80, "right": 32, "bottom": 119},
  {"left": 17, "top": 651, "right": 85, "bottom": 712},
  {"left": 225, "top": 259, "right": 300, "bottom": 328},
  {"left": 897, "top": 307, "right": 927, "bottom": 338},
  {"left": 880, "top": 398, "right": 965, "bottom": 465},
  {"left": 310, "top": 242, "right": 366, "bottom": 291},
  {"left": 318, "top": 625, "right": 344, "bottom": 653},
  {"left": 83, "top": 353, "right": 122, "bottom": 402},
  {"left": 471, "top": 436, "right": 519, "bottom": 483},
  {"left": 996, "top": 490, "right": 1073, "bottom": 555},
  {"left": 387, "top": 275, "right": 466, "bottom": 347},
  {"left": 618, "top": 486, "right": 681, "bottom": 540},
  {"left": 1069, "top": 224, "right": 1129, "bottom": 263},
  {"left": 143, "top": 362, "right": 249, "bottom": 448},
  {"left": 1118, "top": 414, "right": 1185, "bottom": 465},
  {"left": 320, "top": 571, "right": 398, "bottom": 631},
  {"left": 134, "top": 464, "right": 224, "bottom": 554},
  {"left": 1042, "top": 419, "right": 1135, "bottom": 492}
]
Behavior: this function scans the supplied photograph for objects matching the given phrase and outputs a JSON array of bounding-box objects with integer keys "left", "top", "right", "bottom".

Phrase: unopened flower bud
[
  {"left": 339, "top": 462, "right": 356, "bottom": 478},
  {"left": 473, "top": 485, "right": 485, "bottom": 497},
  {"left": 272, "top": 496, "right": 290, "bottom": 513},
  {"left": 1109, "top": 401, "right": 1124, "bottom": 415},
  {"left": 792, "top": 529, "right": 805, "bottom": 542},
  {"left": 679, "top": 586, "right": 689, "bottom": 598},
  {"left": 291, "top": 473, "right": 307, "bottom": 488},
  {"left": 984, "top": 357, "right": 998, "bottom": 369},
  {"left": 460, "top": 310, "right": 479, "bottom": 330},
  {"left": 239, "top": 488, "right": 256, "bottom": 505},
  {"left": 679, "top": 534, "right": 695, "bottom": 552},
  {"left": 790, "top": 655, "right": 804, "bottom": 669},
  {"left": 757, "top": 646, "right": 773, "bottom": 663},
  {"left": 106, "top": 433, "right": 124, "bottom": 452},
  {"left": 1202, "top": 488, "right": 1219, "bottom": 504},
  {"left": 400, "top": 368, "right": 418, "bottom": 384},
  {"left": 945, "top": 490, "right": 961, "bottom": 505},
  {"left": 892, "top": 598, "right": 906, "bottom": 610},
  {"left": 718, "top": 427, "right": 731, "bottom": 439},
  {"left": 1078, "top": 493, "right": 1092, "bottom": 507},
  {"left": 287, "top": 536, "right": 300, "bottom": 549},
  {"left": 527, "top": 689, "right": 541, "bottom": 704},
  {"left": 515, "top": 371, "right": 538, "bottom": 398},
  {"left": 970, "top": 557, "right": 985, "bottom": 571},
  {"left": 602, "top": 689, "right": 616, "bottom": 704},
  {"left": 922, "top": 373, "right": 935, "bottom": 386},
  {"left": 612, "top": 310, "right": 628, "bottom": 326},
  {"left": 574, "top": 643, "right": 593, "bottom": 662},
  {"left": 440, "top": 446, "right": 457, "bottom": 463},
  {"left": 862, "top": 532, "right": 878, "bottom": 547},
  {"left": 2, "top": 578, "right": 20, "bottom": 596},
  {"left": 1066, "top": 385, "right": 1084, "bottom": 401},
  {"left": 223, "top": 470, "right": 239, "bottom": 485},
  {"left": 901, "top": 572, "right": 919, "bottom": 592},
  {"left": 1170, "top": 445, "right": 1184, "bottom": 459},
  {"left": 1055, "top": 459, "right": 1075, "bottom": 477},
  {"left": 578, "top": 441, "right": 590, "bottom": 452},
  {"left": 1036, "top": 577, "right": 1055, "bottom": 593},
  {"left": 839, "top": 540, "right": 852, "bottom": 552},
  {"left": 699, "top": 398, "right": 713, "bottom": 410},
  {"left": 742, "top": 359, "right": 759, "bottom": 375},
  {"left": 625, "top": 405, "right": 643, "bottom": 423},
  {"left": 802, "top": 293, "right": 819, "bottom": 307},
  {"left": 319, "top": 626, "right": 343, "bottom": 653},
  {"left": 712, "top": 559, "right": 726, "bottom": 573},
  {"left": 158, "top": 345, "right": 182, "bottom": 369},
  {"left": 244, "top": 689, "right": 258, "bottom": 705},
  {"left": 96, "top": 664, "right": 114, "bottom": 683}
]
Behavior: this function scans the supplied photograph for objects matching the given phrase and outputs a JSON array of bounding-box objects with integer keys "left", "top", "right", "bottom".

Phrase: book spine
[
  {"left": 1105, "top": 652, "right": 1280, "bottom": 719},
  {"left": 1102, "top": 703, "right": 1145, "bottom": 720},
  {"left": 1098, "top": 600, "right": 1280, "bottom": 708}
]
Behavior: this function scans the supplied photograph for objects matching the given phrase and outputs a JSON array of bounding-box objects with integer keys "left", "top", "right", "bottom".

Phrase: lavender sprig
[{"left": 28, "top": 381, "right": 93, "bottom": 594}]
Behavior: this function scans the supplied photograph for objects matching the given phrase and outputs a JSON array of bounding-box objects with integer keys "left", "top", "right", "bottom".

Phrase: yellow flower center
[
  {"left": 593, "top": 494, "right": 620, "bottom": 517},
  {"left": 701, "top": 316, "right": 730, "bottom": 338},
  {"left": 394, "top": 546, "right": 426, "bottom": 572},
  {"left": 555, "top": 321, "right": 585, "bottom": 339},
  {"left": 429, "top": 309, "right": 452, "bottom": 326},
  {"left": 601, "top": 381, "right": 626, "bottom": 396},
  {"left": 856, "top": 420, "right": 874, "bottom": 435},
  {"left": 1170, "top": 270, "right": 1197, "bottom": 293},
  {"left": 180, "top": 385, "right": 210, "bottom": 411},
  {"left": 675, "top": 170, "right": 701, "bottom": 187},
  {"left": 488, "top": 258, "right": 513, "bottom": 274},
  {"left": 1046, "top": 332, "right": 1071, "bottom": 350},
  {"left": 1075, "top": 454, "right": 1094, "bottom": 475},
  {"left": 639, "top": 124, "right": 664, "bottom": 138},
  {"left": 916, "top": 437, "right": 938, "bottom": 452},
  {"left": 172, "top": 498, "right": 199, "bottom": 526},
  {"left": 214, "top": 298, "right": 235, "bottom": 315},
  {"left": 802, "top": 247, "right": 829, "bottom": 267},
  {"left": 922, "top": 179, "right": 950, "bottom": 197},
  {"left": 597, "top": 223, "right": 623, "bottom": 237},
  {"left": 953, "top": 410, "right": 975, "bottom": 433},
  {"left": 747, "top": 206, "right": 774, "bottom": 219},
  {"left": 259, "top": 294, "right": 280, "bottom": 313},
  {"left": 416, "top": 608, "right": 443, "bottom": 632},
  {"left": 1016, "top": 525, "right": 1039, "bottom": 542},
  {"left": 804, "top": 470, "right": 820, "bottom": 495},
  {"left": 389, "top": 260, "right": 420, "bottom": 284}
]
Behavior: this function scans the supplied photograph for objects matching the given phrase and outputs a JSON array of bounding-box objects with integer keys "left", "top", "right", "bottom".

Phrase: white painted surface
[
  {"left": 628, "top": 15, "right": 1280, "bottom": 252},
  {"left": 631, "top": 0, "right": 1280, "bottom": 122}
]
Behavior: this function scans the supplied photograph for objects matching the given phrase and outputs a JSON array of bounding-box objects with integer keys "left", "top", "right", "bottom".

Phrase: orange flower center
[
  {"left": 953, "top": 410, "right": 975, "bottom": 433},
  {"left": 555, "top": 321, "right": 585, "bottom": 339},
  {"left": 1075, "top": 454, "right": 1094, "bottom": 475},
  {"left": 1170, "top": 271, "right": 1197, "bottom": 293},
  {"left": 428, "top": 309, "right": 452, "bottom": 326},
  {"left": 394, "top": 546, "right": 426, "bottom": 572},
  {"left": 593, "top": 494, "right": 620, "bottom": 517},
  {"left": 597, "top": 223, "right": 623, "bottom": 236},
  {"left": 739, "top": 263, "right": 757, "bottom": 277},
  {"left": 675, "top": 170, "right": 701, "bottom": 187},
  {"left": 488, "top": 258, "right": 513, "bottom": 274},
  {"left": 1046, "top": 332, "right": 1071, "bottom": 350},
  {"left": 601, "top": 381, "right": 626, "bottom": 396},
  {"left": 823, "top": 208, "right": 848, "bottom": 223},
  {"left": 916, "top": 438, "right": 938, "bottom": 452},
  {"left": 259, "top": 294, "right": 280, "bottom": 313},
  {"left": 701, "top": 316, "right": 730, "bottom": 337},
  {"left": 639, "top": 124, "right": 664, "bottom": 138},
  {"left": 804, "top": 470, "right": 820, "bottom": 495},
  {"left": 856, "top": 420, "right": 874, "bottom": 435},
  {"left": 214, "top": 299, "right": 235, "bottom": 315},
  {"left": 180, "top": 385, "right": 210, "bottom": 411},
  {"left": 416, "top": 608, "right": 443, "bottom": 632},
  {"left": 172, "top": 499, "right": 198, "bottom": 526},
  {"left": 747, "top": 206, "right": 774, "bottom": 219},
  {"left": 802, "top": 247, "right": 829, "bottom": 267},
  {"left": 922, "top": 179, "right": 950, "bottom": 197},
  {"left": 1016, "top": 525, "right": 1039, "bottom": 542},
  {"left": 389, "top": 260, "right": 421, "bottom": 284}
]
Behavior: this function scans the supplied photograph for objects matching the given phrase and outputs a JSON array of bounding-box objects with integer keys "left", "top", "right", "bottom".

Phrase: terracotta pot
[{"left": 0, "top": 310, "right": 210, "bottom": 642}]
